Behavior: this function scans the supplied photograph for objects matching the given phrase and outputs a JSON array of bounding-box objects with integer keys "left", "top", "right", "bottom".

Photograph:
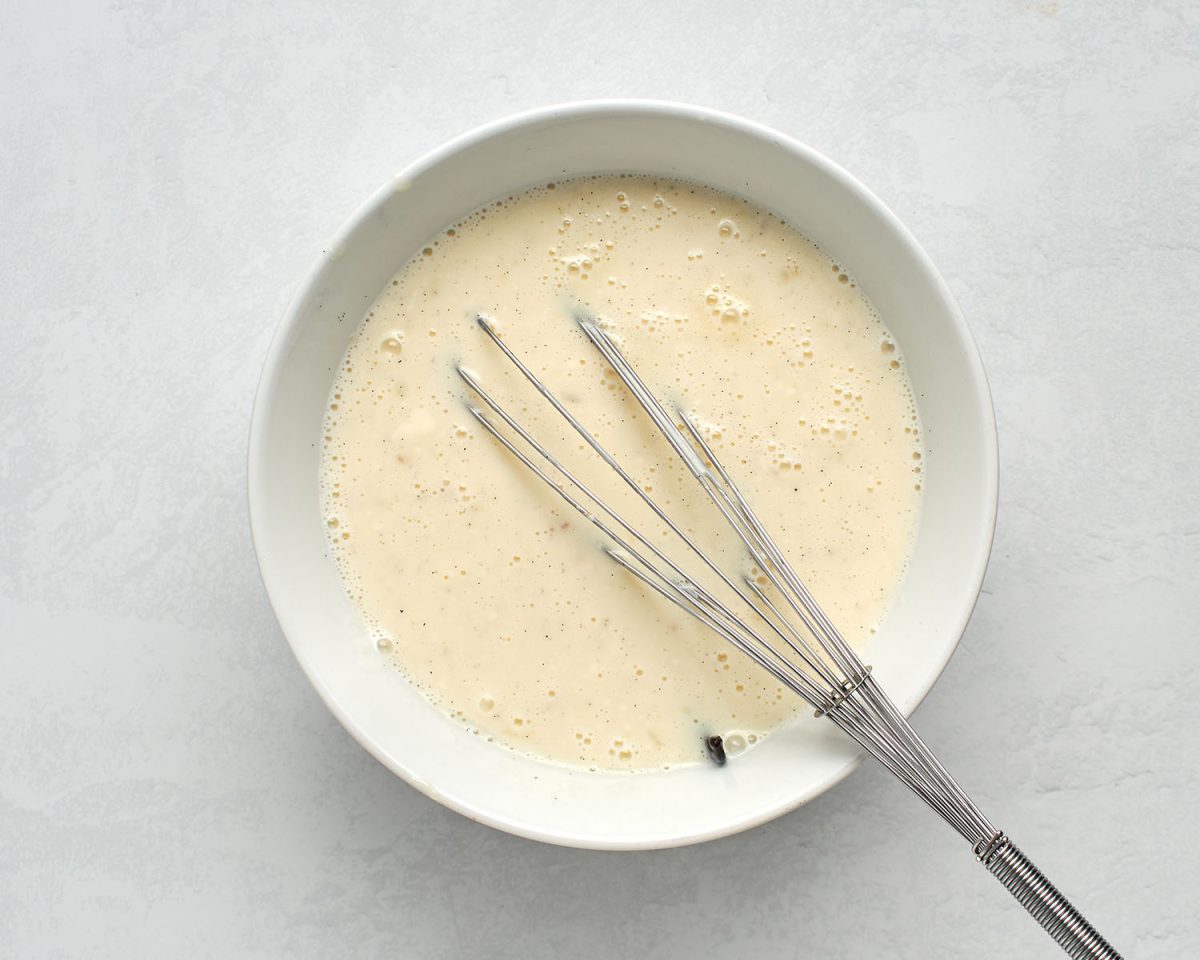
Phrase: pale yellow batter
[{"left": 321, "top": 176, "right": 923, "bottom": 771}]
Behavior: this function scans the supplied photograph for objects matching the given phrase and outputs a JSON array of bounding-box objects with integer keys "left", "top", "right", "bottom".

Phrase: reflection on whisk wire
[{"left": 458, "top": 313, "right": 1121, "bottom": 960}]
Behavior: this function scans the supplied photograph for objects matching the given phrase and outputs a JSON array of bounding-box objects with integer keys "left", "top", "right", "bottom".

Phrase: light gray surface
[{"left": 2, "top": 1, "right": 1196, "bottom": 956}]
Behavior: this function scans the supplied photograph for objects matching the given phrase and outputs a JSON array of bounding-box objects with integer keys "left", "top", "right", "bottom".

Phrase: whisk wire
[
  {"left": 577, "top": 318, "right": 1003, "bottom": 845},
  {"left": 459, "top": 365, "right": 832, "bottom": 707},
  {"left": 465, "top": 317, "right": 844, "bottom": 698}
]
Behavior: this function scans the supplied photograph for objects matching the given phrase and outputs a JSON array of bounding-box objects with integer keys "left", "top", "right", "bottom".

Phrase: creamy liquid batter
[{"left": 321, "top": 176, "right": 923, "bottom": 771}]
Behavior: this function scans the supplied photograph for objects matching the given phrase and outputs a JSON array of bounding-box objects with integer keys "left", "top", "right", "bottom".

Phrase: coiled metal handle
[{"left": 981, "top": 836, "right": 1122, "bottom": 959}]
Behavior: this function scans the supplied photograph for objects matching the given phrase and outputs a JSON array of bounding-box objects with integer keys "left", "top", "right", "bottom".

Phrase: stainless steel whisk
[{"left": 459, "top": 313, "right": 1122, "bottom": 959}]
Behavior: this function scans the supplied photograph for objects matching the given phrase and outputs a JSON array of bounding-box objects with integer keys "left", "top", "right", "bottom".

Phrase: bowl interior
[{"left": 249, "top": 102, "right": 996, "bottom": 849}]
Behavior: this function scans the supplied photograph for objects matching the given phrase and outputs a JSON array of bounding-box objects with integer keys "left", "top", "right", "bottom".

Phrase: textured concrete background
[{"left": 2, "top": 1, "right": 1197, "bottom": 956}]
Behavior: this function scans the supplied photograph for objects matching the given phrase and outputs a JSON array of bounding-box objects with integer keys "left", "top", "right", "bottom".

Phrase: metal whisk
[{"left": 459, "top": 313, "right": 1122, "bottom": 959}]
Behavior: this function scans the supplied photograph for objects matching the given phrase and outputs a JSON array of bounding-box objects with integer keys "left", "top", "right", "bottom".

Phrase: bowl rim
[{"left": 248, "top": 98, "right": 999, "bottom": 848}]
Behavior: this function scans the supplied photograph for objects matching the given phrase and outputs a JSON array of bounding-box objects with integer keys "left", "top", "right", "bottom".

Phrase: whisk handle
[{"left": 981, "top": 837, "right": 1122, "bottom": 959}]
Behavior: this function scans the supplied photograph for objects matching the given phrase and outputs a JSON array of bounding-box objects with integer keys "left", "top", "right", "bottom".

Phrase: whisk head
[{"left": 459, "top": 312, "right": 995, "bottom": 849}]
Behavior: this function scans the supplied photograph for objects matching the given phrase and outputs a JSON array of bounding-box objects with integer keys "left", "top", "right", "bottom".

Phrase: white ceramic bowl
[{"left": 249, "top": 101, "right": 997, "bottom": 850}]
